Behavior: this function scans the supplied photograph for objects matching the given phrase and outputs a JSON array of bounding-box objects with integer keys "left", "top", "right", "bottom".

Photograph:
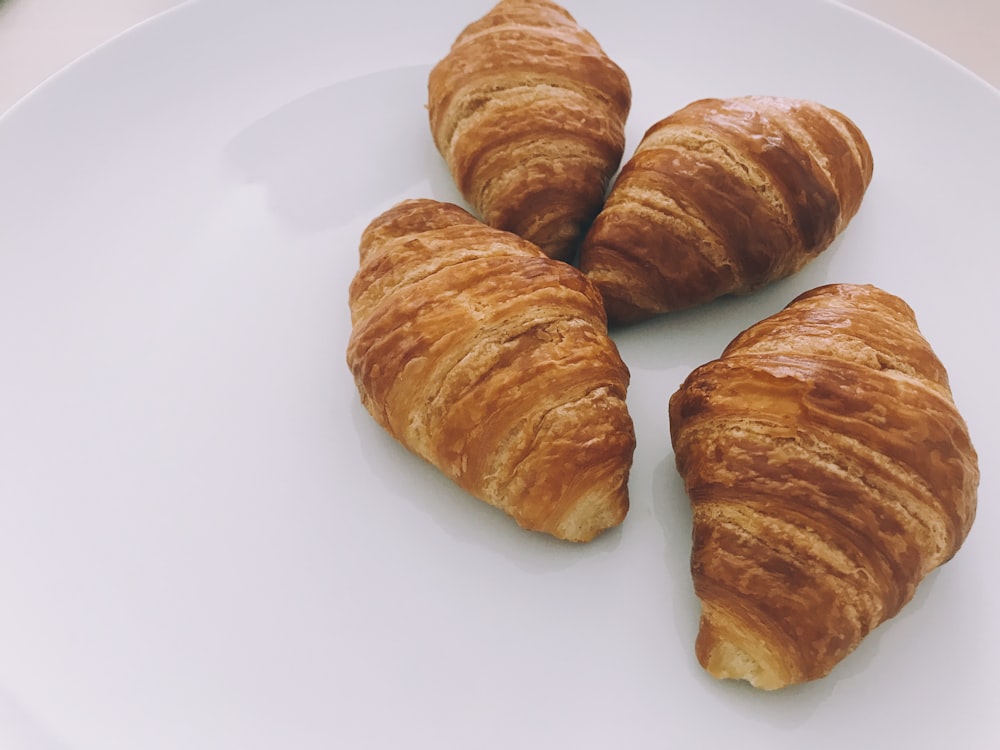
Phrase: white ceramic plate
[{"left": 1, "top": 1, "right": 997, "bottom": 747}]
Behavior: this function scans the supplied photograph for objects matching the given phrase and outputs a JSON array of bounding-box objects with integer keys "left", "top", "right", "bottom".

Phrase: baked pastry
[
  {"left": 427, "top": 0, "right": 631, "bottom": 262},
  {"left": 668, "top": 283, "right": 979, "bottom": 689},
  {"left": 579, "top": 96, "right": 874, "bottom": 323},
  {"left": 347, "top": 198, "right": 635, "bottom": 542}
]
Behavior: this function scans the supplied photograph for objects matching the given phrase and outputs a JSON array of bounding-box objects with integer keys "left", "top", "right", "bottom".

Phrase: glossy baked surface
[
  {"left": 670, "top": 284, "right": 978, "bottom": 689},
  {"left": 580, "top": 96, "right": 873, "bottom": 322},
  {"left": 347, "top": 199, "right": 634, "bottom": 541},
  {"left": 428, "top": 0, "right": 631, "bottom": 261}
]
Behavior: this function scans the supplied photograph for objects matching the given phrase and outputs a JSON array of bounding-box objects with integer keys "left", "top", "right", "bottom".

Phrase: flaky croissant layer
[
  {"left": 347, "top": 199, "right": 635, "bottom": 542},
  {"left": 580, "top": 96, "right": 874, "bottom": 322},
  {"left": 669, "top": 284, "right": 978, "bottom": 689},
  {"left": 428, "top": 0, "right": 631, "bottom": 261}
]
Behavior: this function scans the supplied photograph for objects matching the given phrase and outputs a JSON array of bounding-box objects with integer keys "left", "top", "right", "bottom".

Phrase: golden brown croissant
[
  {"left": 668, "top": 283, "right": 978, "bottom": 689},
  {"left": 347, "top": 198, "right": 635, "bottom": 542},
  {"left": 427, "top": 0, "right": 631, "bottom": 262},
  {"left": 579, "top": 96, "right": 874, "bottom": 323}
]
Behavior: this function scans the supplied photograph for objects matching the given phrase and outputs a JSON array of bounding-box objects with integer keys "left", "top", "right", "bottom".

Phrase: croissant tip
[
  {"left": 553, "top": 495, "right": 629, "bottom": 543},
  {"left": 695, "top": 611, "right": 795, "bottom": 691}
]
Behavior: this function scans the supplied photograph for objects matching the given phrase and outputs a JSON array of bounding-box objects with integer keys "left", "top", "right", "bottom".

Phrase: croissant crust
[
  {"left": 428, "top": 0, "right": 631, "bottom": 261},
  {"left": 347, "top": 199, "right": 635, "bottom": 542},
  {"left": 669, "top": 283, "right": 978, "bottom": 689},
  {"left": 580, "top": 96, "right": 874, "bottom": 322}
]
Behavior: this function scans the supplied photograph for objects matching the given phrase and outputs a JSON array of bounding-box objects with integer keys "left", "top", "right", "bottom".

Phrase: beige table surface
[{"left": 0, "top": 0, "right": 998, "bottom": 116}]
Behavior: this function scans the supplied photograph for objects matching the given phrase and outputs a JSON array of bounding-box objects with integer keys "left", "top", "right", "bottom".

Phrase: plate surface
[{"left": 1, "top": 1, "right": 997, "bottom": 747}]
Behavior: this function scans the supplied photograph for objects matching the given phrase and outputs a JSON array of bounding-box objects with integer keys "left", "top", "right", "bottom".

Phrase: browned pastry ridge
[
  {"left": 347, "top": 198, "right": 635, "bottom": 542},
  {"left": 668, "top": 284, "right": 979, "bottom": 690},
  {"left": 427, "top": 0, "right": 631, "bottom": 262},
  {"left": 579, "top": 96, "right": 874, "bottom": 323}
]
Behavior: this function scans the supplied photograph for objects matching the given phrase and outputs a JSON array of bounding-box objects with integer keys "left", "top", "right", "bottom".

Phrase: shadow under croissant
[
  {"left": 222, "top": 64, "right": 458, "bottom": 236},
  {"left": 348, "top": 398, "right": 626, "bottom": 573}
]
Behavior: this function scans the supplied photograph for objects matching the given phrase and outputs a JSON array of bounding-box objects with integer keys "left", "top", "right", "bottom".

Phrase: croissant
[
  {"left": 668, "top": 283, "right": 979, "bottom": 689},
  {"left": 579, "top": 96, "right": 874, "bottom": 323},
  {"left": 427, "top": 0, "right": 631, "bottom": 262},
  {"left": 347, "top": 198, "right": 635, "bottom": 542}
]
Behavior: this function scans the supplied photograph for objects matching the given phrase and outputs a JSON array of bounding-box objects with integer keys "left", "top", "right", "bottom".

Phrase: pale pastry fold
[
  {"left": 428, "top": 0, "right": 631, "bottom": 262},
  {"left": 580, "top": 96, "right": 874, "bottom": 323},
  {"left": 347, "top": 199, "right": 635, "bottom": 542},
  {"left": 668, "top": 283, "right": 979, "bottom": 689}
]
